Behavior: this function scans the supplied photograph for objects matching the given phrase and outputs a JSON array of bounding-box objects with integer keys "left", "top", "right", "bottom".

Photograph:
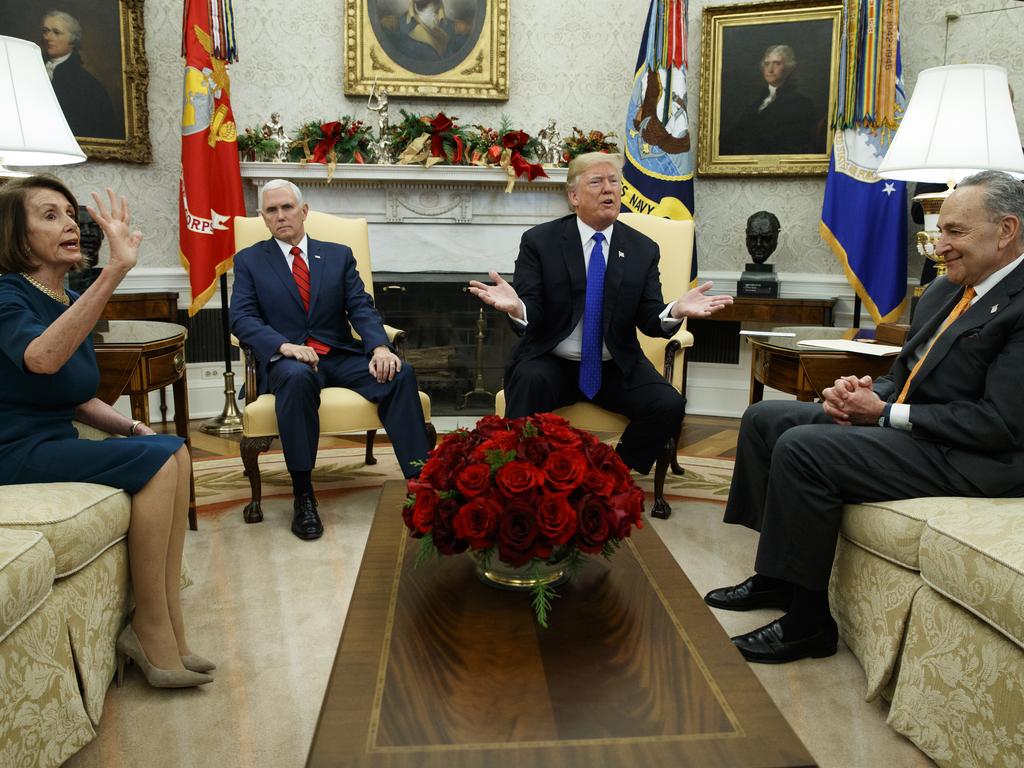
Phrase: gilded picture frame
[
  {"left": 0, "top": 0, "right": 151, "bottom": 163},
  {"left": 344, "top": 0, "right": 508, "bottom": 100},
  {"left": 697, "top": 0, "right": 841, "bottom": 177}
]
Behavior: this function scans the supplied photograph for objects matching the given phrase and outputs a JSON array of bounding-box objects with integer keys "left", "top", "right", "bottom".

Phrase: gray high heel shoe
[
  {"left": 115, "top": 625, "right": 212, "bottom": 689},
  {"left": 181, "top": 653, "right": 216, "bottom": 673}
]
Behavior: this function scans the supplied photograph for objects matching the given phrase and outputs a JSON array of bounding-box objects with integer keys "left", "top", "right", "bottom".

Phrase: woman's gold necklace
[{"left": 20, "top": 272, "right": 70, "bottom": 306}]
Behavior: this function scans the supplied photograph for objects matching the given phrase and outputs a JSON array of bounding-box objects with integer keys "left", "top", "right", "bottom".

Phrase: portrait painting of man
[
  {"left": 717, "top": 20, "right": 833, "bottom": 157},
  {"left": 0, "top": 1, "right": 126, "bottom": 142},
  {"left": 368, "top": 0, "right": 486, "bottom": 76}
]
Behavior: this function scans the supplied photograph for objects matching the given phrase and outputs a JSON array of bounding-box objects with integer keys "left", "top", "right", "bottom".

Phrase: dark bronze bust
[
  {"left": 738, "top": 210, "right": 781, "bottom": 297},
  {"left": 745, "top": 210, "right": 781, "bottom": 265},
  {"left": 67, "top": 206, "right": 104, "bottom": 293}
]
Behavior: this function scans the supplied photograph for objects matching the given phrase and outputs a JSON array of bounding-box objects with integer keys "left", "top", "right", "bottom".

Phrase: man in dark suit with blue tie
[
  {"left": 705, "top": 171, "right": 1024, "bottom": 663},
  {"left": 468, "top": 152, "right": 732, "bottom": 477},
  {"left": 230, "top": 180, "right": 430, "bottom": 540}
]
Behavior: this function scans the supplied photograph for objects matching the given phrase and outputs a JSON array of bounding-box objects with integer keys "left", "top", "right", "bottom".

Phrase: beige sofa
[
  {"left": 831, "top": 497, "right": 1024, "bottom": 767},
  {"left": 0, "top": 424, "right": 135, "bottom": 767}
]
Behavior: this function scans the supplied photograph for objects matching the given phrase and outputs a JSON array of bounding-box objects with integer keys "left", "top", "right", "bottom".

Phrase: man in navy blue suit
[
  {"left": 469, "top": 153, "right": 732, "bottom": 477},
  {"left": 230, "top": 180, "right": 430, "bottom": 540}
]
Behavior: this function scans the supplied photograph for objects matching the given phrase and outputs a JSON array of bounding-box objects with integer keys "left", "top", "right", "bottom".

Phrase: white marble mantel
[{"left": 239, "top": 162, "right": 571, "bottom": 275}]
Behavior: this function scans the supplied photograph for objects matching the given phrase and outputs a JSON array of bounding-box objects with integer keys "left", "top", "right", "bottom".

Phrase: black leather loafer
[
  {"left": 291, "top": 495, "right": 323, "bottom": 540},
  {"left": 704, "top": 576, "right": 793, "bottom": 611},
  {"left": 731, "top": 617, "right": 838, "bottom": 664}
]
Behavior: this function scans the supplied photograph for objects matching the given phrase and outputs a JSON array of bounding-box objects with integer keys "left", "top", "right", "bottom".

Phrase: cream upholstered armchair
[
  {"left": 232, "top": 211, "right": 436, "bottom": 524},
  {"left": 495, "top": 212, "right": 695, "bottom": 519}
]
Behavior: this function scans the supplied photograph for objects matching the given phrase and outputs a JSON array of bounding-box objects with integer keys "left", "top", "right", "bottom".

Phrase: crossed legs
[{"left": 707, "top": 399, "right": 981, "bottom": 663}]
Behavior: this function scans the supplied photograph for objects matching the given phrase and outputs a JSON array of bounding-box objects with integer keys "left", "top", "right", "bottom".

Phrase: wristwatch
[{"left": 877, "top": 403, "right": 892, "bottom": 428}]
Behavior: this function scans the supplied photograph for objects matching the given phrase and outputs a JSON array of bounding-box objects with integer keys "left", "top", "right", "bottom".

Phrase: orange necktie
[
  {"left": 290, "top": 246, "right": 330, "bottom": 356},
  {"left": 895, "top": 286, "right": 975, "bottom": 404}
]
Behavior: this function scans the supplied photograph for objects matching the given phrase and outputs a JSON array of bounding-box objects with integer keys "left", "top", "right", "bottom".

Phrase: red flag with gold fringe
[{"left": 179, "top": 0, "right": 244, "bottom": 316}]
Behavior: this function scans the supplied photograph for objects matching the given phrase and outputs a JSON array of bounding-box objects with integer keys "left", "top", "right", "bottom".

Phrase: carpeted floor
[{"left": 64, "top": 451, "right": 934, "bottom": 768}]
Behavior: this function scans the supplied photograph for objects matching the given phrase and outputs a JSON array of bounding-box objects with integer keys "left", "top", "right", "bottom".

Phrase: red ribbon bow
[{"left": 311, "top": 121, "right": 342, "bottom": 164}]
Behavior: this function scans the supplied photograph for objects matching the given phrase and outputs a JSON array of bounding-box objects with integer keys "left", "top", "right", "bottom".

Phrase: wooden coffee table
[{"left": 308, "top": 481, "right": 816, "bottom": 767}]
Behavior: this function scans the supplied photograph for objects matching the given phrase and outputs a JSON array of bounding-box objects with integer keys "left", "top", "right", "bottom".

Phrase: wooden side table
[
  {"left": 710, "top": 296, "right": 836, "bottom": 326},
  {"left": 100, "top": 292, "right": 179, "bottom": 423},
  {"left": 747, "top": 327, "right": 897, "bottom": 404},
  {"left": 93, "top": 320, "right": 197, "bottom": 530}
]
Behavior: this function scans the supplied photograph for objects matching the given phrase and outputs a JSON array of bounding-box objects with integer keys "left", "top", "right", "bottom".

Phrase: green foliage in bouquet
[
  {"left": 237, "top": 127, "right": 279, "bottom": 161},
  {"left": 287, "top": 118, "right": 374, "bottom": 164},
  {"left": 561, "top": 127, "right": 620, "bottom": 162}
]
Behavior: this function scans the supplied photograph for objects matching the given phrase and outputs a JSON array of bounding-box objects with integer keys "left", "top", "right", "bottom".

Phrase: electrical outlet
[{"left": 201, "top": 367, "right": 223, "bottom": 380}]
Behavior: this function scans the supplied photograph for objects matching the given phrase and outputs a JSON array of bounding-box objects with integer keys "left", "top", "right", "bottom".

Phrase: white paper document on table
[{"left": 796, "top": 339, "right": 902, "bottom": 356}]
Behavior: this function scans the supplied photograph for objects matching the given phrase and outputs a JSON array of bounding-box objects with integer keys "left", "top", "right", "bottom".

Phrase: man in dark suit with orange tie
[
  {"left": 468, "top": 152, "right": 732, "bottom": 478},
  {"left": 230, "top": 180, "right": 430, "bottom": 540},
  {"left": 705, "top": 171, "right": 1024, "bottom": 663}
]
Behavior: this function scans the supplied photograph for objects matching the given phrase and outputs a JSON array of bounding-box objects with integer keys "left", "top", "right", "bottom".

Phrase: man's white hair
[
  {"left": 259, "top": 179, "right": 303, "bottom": 210},
  {"left": 43, "top": 10, "right": 82, "bottom": 47}
]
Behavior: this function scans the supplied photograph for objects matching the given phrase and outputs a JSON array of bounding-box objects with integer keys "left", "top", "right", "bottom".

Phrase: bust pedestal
[{"left": 738, "top": 262, "right": 779, "bottom": 298}]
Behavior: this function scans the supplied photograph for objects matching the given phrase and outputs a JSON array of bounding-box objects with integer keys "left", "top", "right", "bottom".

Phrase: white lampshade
[
  {"left": 0, "top": 35, "right": 86, "bottom": 175},
  {"left": 877, "top": 64, "right": 1024, "bottom": 184}
]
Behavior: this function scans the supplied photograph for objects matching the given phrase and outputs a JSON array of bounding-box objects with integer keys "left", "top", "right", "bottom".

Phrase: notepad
[{"left": 797, "top": 339, "right": 901, "bottom": 356}]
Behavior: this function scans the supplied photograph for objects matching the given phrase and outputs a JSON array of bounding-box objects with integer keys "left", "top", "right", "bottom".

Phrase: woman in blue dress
[{"left": 0, "top": 176, "right": 212, "bottom": 688}]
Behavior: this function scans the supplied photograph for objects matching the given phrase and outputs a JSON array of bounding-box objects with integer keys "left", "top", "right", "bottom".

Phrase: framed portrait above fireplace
[
  {"left": 697, "top": 0, "right": 841, "bottom": 177},
  {"left": 0, "top": 0, "right": 151, "bottom": 162},
  {"left": 344, "top": 0, "right": 509, "bottom": 100}
]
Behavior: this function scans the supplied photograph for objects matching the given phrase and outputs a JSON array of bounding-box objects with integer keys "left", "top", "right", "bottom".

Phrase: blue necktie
[{"left": 579, "top": 232, "right": 605, "bottom": 399}]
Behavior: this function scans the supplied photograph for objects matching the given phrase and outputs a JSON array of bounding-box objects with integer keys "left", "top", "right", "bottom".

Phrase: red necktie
[{"left": 290, "top": 246, "right": 330, "bottom": 356}]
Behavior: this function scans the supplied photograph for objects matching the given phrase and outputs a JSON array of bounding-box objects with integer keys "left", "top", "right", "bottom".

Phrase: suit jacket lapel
[
  {"left": 562, "top": 219, "right": 586, "bottom": 327},
  {"left": 266, "top": 239, "right": 305, "bottom": 313},
  {"left": 306, "top": 238, "right": 325, "bottom": 316},
  {"left": 909, "top": 264, "right": 1024, "bottom": 390},
  {"left": 603, "top": 225, "right": 627, "bottom": 334}
]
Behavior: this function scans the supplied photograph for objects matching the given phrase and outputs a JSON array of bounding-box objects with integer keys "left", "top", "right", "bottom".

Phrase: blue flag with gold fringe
[
  {"left": 820, "top": 2, "right": 907, "bottom": 324},
  {"left": 622, "top": 0, "right": 697, "bottom": 283}
]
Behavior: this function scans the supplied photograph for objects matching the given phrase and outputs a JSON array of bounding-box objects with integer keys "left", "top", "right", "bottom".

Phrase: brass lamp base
[
  {"left": 914, "top": 187, "right": 954, "bottom": 278},
  {"left": 200, "top": 371, "right": 244, "bottom": 435}
]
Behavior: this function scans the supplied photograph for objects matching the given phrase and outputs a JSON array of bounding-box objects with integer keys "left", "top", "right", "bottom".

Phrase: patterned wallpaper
[{"left": 45, "top": 0, "right": 1024, "bottom": 281}]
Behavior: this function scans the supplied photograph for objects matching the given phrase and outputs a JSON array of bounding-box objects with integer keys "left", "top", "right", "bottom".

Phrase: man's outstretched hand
[
  {"left": 468, "top": 271, "right": 524, "bottom": 320},
  {"left": 670, "top": 281, "right": 734, "bottom": 319}
]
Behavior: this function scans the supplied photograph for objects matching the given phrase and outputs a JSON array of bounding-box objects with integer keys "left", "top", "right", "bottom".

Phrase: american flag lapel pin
[
  {"left": 313, "top": 253, "right": 321, "bottom": 259},
  {"left": 618, "top": 250, "right": 625, "bottom": 258},
  {"left": 990, "top": 304, "right": 998, "bottom": 313}
]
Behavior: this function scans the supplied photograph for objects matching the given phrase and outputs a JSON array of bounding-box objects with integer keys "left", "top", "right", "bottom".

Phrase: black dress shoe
[
  {"left": 704, "top": 576, "right": 793, "bottom": 611},
  {"left": 731, "top": 617, "right": 838, "bottom": 664},
  {"left": 291, "top": 495, "right": 323, "bottom": 540}
]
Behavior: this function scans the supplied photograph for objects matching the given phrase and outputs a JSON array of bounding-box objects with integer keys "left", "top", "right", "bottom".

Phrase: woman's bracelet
[{"left": 128, "top": 419, "right": 142, "bottom": 436}]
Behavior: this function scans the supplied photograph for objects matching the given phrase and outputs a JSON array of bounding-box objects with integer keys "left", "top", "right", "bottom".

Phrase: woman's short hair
[
  {"left": 0, "top": 175, "right": 79, "bottom": 274},
  {"left": 566, "top": 152, "right": 625, "bottom": 191}
]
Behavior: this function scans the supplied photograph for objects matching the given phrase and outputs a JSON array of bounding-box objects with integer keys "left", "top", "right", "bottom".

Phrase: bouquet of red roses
[{"left": 404, "top": 414, "right": 645, "bottom": 626}]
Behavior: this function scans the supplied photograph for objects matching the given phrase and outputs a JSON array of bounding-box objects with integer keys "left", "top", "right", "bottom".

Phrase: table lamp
[
  {"left": 0, "top": 35, "right": 86, "bottom": 177},
  {"left": 877, "top": 64, "right": 1024, "bottom": 276}
]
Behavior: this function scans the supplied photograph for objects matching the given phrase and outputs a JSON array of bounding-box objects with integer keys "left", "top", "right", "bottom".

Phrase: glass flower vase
[{"left": 471, "top": 549, "right": 571, "bottom": 591}]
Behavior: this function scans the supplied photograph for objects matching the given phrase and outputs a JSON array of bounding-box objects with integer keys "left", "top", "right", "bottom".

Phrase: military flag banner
[
  {"left": 820, "top": 0, "right": 907, "bottom": 324},
  {"left": 179, "top": 0, "right": 244, "bottom": 316},
  {"left": 622, "top": 0, "right": 697, "bottom": 283}
]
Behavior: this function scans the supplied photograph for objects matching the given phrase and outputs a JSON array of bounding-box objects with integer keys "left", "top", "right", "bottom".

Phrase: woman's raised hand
[{"left": 87, "top": 188, "right": 143, "bottom": 274}]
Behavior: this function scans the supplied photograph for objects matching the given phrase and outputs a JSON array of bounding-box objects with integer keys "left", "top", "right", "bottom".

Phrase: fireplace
[{"left": 373, "top": 275, "right": 518, "bottom": 415}]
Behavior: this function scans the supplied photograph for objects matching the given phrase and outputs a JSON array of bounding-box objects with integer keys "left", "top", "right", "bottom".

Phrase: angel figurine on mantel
[
  {"left": 261, "top": 112, "right": 290, "bottom": 161},
  {"left": 367, "top": 79, "right": 394, "bottom": 164}
]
